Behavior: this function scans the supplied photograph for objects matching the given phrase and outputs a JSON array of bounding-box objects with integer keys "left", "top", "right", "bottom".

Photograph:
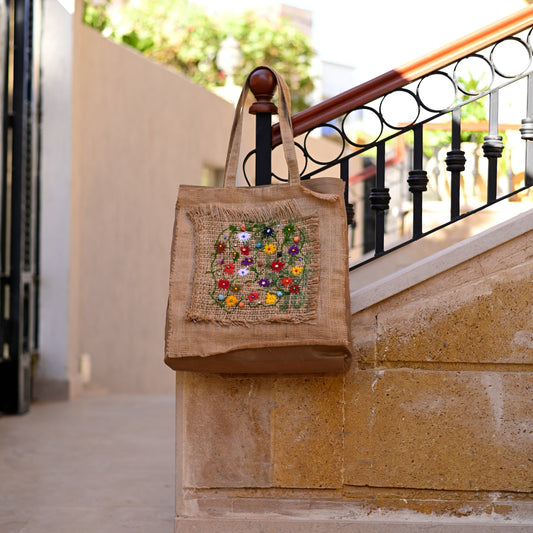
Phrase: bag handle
[{"left": 222, "top": 66, "right": 300, "bottom": 188}]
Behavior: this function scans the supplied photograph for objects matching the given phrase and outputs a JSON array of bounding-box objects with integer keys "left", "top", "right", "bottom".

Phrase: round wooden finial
[{"left": 249, "top": 67, "right": 278, "bottom": 115}]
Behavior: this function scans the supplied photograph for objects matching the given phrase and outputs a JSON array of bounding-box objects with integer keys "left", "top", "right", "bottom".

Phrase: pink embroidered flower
[
  {"left": 281, "top": 277, "right": 293, "bottom": 287},
  {"left": 223, "top": 263, "right": 235, "bottom": 275},
  {"left": 270, "top": 259, "right": 285, "bottom": 272},
  {"left": 218, "top": 279, "right": 230, "bottom": 289}
]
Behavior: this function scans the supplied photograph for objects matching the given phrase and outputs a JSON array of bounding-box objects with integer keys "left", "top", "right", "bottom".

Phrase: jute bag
[{"left": 165, "top": 66, "right": 354, "bottom": 373}]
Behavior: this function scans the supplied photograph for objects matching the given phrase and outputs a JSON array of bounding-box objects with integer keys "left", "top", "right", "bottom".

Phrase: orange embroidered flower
[{"left": 225, "top": 296, "right": 238, "bottom": 307}]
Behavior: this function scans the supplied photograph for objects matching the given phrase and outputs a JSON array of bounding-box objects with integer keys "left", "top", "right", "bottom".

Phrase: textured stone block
[
  {"left": 344, "top": 369, "right": 533, "bottom": 492},
  {"left": 375, "top": 261, "right": 533, "bottom": 365},
  {"left": 272, "top": 374, "right": 344, "bottom": 488},
  {"left": 477, "top": 231, "right": 533, "bottom": 277},
  {"left": 175, "top": 517, "right": 533, "bottom": 532},
  {"left": 351, "top": 309, "right": 377, "bottom": 367},
  {"left": 183, "top": 372, "right": 274, "bottom": 488}
]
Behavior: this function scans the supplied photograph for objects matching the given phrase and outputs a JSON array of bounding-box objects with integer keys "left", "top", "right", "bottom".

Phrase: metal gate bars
[{"left": 0, "top": 0, "right": 40, "bottom": 415}]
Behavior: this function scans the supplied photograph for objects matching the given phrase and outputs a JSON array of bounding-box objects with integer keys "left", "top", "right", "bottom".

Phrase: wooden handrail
[{"left": 271, "top": 5, "right": 533, "bottom": 146}]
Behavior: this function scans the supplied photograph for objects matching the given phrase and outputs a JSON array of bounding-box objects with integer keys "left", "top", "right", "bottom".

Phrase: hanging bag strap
[{"left": 222, "top": 66, "right": 300, "bottom": 188}]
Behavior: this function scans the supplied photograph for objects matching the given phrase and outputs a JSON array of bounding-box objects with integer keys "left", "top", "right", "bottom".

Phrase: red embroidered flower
[
  {"left": 240, "top": 246, "right": 250, "bottom": 255},
  {"left": 289, "top": 284, "right": 300, "bottom": 294},
  {"left": 248, "top": 292, "right": 259, "bottom": 302},
  {"left": 218, "top": 279, "right": 230, "bottom": 289},
  {"left": 281, "top": 277, "right": 293, "bottom": 287},
  {"left": 216, "top": 242, "right": 226, "bottom": 254},
  {"left": 223, "top": 263, "right": 235, "bottom": 274},
  {"left": 270, "top": 259, "right": 285, "bottom": 272}
]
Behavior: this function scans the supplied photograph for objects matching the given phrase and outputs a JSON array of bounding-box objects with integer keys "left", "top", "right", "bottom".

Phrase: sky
[{"left": 192, "top": 0, "right": 529, "bottom": 82}]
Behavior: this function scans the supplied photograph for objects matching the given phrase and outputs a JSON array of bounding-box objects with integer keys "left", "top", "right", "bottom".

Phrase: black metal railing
[{"left": 244, "top": 18, "right": 533, "bottom": 271}]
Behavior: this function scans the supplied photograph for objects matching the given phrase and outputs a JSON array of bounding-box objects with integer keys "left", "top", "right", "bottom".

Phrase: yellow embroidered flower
[
  {"left": 225, "top": 295, "right": 238, "bottom": 307},
  {"left": 265, "top": 293, "right": 277, "bottom": 305},
  {"left": 291, "top": 265, "right": 304, "bottom": 276},
  {"left": 263, "top": 243, "right": 277, "bottom": 255}
]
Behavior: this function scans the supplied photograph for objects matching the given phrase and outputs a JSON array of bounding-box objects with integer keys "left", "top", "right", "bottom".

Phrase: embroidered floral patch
[
  {"left": 186, "top": 203, "right": 319, "bottom": 324},
  {"left": 208, "top": 220, "right": 313, "bottom": 315}
]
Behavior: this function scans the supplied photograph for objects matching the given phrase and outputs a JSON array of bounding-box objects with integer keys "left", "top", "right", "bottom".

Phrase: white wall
[{"left": 37, "top": 0, "right": 76, "bottom": 400}]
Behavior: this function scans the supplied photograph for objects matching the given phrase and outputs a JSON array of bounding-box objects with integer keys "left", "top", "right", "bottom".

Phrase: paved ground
[{"left": 0, "top": 394, "right": 175, "bottom": 533}]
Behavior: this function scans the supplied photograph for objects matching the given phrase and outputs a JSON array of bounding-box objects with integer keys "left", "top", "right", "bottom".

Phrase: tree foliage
[{"left": 82, "top": 0, "right": 315, "bottom": 111}]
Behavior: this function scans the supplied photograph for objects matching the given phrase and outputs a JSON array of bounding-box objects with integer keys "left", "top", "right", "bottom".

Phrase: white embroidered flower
[
  {"left": 237, "top": 267, "right": 249, "bottom": 276},
  {"left": 236, "top": 231, "right": 251, "bottom": 243}
]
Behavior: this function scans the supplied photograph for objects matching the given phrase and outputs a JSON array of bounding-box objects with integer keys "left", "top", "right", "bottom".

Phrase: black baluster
[
  {"left": 407, "top": 124, "right": 428, "bottom": 239},
  {"left": 445, "top": 108, "right": 466, "bottom": 220},
  {"left": 482, "top": 90, "right": 504, "bottom": 203},
  {"left": 249, "top": 68, "right": 278, "bottom": 186},
  {"left": 340, "top": 158, "right": 354, "bottom": 224},
  {"left": 520, "top": 72, "right": 533, "bottom": 187},
  {"left": 369, "top": 142, "right": 390, "bottom": 255}
]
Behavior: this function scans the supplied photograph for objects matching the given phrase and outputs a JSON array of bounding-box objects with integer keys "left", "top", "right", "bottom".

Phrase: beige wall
[
  {"left": 67, "top": 11, "right": 345, "bottom": 394},
  {"left": 70, "top": 19, "right": 235, "bottom": 394}
]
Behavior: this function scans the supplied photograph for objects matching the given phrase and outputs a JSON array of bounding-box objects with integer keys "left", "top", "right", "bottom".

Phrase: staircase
[{"left": 174, "top": 8, "right": 533, "bottom": 531}]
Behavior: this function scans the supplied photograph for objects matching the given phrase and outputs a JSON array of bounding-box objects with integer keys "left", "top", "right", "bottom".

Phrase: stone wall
[{"left": 175, "top": 227, "right": 533, "bottom": 529}]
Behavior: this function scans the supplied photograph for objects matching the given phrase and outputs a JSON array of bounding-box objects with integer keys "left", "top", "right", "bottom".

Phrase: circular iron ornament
[
  {"left": 342, "top": 106, "right": 384, "bottom": 147},
  {"left": 453, "top": 53, "right": 495, "bottom": 96},
  {"left": 271, "top": 141, "right": 309, "bottom": 182},
  {"left": 303, "top": 123, "right": 345, "bottom": 165},
  {"left": 416, "top": 71, "right": 458, "bottom": 113},
  {"left": 243, "top": 143, "right": 308, "bottom": 186},
  {"left": 379, "top": 88, "right": 420, "bottom": 130},
  {"left": 527, "top": 27, "right": 533, "bottom": 51},
  {"left": 490, "top": 37, "right": 532, "bottom": 79}
]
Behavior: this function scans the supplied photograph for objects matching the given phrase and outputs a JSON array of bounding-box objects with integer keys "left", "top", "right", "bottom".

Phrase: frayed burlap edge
[{"left": 187, "top": 198, "right": 303, "bottom": 224}]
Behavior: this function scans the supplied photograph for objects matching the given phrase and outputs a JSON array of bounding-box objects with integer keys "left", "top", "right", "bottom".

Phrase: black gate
[{"left": 0, "top": 0, "right": 40, "bottom": 415}]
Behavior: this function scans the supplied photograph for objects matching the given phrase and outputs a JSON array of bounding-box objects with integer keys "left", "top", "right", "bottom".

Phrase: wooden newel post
[{"left": 249, "top": 68, "right": 278, "bottom": 186}]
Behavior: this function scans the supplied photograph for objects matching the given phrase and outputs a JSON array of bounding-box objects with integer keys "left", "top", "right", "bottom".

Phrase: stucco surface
[
  {"left": 68, "top": 16, "right": 354, "bottom": 396},
  {"left": 72, "top": 23, "right": 234, "bottom": 394}
]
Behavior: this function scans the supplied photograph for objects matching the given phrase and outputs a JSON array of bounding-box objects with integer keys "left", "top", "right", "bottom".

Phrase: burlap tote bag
[{"left": 165, "top": 66, "right": 354, "bottom": 373}]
